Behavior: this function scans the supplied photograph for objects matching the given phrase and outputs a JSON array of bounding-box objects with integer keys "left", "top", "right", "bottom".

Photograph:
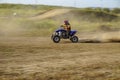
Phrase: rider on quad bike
[
  {"left": 51, "top": 20, "right": 78, "bottom": 43},
  {"left": 61, "top": 20, "right": 71, "bottom": 37}
]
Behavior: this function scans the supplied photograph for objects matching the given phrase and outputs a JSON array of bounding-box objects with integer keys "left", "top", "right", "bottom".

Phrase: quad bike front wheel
[
  {"left": 70, "top": 36, "right": 78, "bottom": 43},
  {"left": 52, "top": 35, "right": 60, "bottom": 43}
]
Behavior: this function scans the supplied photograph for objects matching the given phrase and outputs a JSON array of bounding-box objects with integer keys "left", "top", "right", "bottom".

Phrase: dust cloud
[
  {"left": 79, "top": 31, "right": 120, "bottom": 43},
  {"left": 0, "top": 18, "right": 24, "bottom": 36},
  {"left": 96, "top": 31, "right": 120, "bottom": 42}
]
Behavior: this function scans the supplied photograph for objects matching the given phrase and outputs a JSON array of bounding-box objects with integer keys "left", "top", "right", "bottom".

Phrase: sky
[{"left": 0, "top": 0, "right": 120, "bottom": 8}]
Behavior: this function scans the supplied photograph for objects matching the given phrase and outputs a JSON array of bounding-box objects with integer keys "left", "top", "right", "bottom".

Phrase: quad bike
[{"left": 51, "top": 27, "right": 78, "bottom": 43}]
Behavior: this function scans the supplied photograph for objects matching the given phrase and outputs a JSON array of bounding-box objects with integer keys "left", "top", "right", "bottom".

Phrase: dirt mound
[{"left": 72, "top": 9, "right": 118, "bottom": 21}]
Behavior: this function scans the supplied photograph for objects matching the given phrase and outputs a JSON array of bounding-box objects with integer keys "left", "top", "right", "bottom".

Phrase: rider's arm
[{"left": 60, "top": 25, "right": 64, "bottom": 27}]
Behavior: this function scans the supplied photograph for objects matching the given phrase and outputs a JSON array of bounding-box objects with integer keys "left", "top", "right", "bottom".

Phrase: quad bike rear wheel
[{"left": 70, "top": 36, "right": 78, "bottom": 43}]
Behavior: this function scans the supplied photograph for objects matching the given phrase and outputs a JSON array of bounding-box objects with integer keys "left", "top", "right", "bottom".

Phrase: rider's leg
[{"left": 66, "top": 30, "right": 70, "bottom": 37}]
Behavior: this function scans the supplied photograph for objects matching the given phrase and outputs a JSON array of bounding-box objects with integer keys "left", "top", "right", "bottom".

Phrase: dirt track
[
  {"left": 30, "top": 9, "right": 71, "bottom": 20},
  {"left": 0, "top": 37, "right": 120, "bottom": 80}
]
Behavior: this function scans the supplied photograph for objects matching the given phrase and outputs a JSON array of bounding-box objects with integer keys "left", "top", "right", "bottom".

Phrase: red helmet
[{"left": 64, "top": 20, "right": 69, "bottom": 25}]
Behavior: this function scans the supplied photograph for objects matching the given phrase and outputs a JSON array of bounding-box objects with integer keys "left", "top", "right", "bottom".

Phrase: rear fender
[{"left": 70, "top": 30, "right": 77, "bottom": 36}]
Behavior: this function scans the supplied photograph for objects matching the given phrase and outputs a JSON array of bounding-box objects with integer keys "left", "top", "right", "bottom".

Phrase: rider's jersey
[{"left": 61, "top": 24, "right": 71, "bottom": 31}]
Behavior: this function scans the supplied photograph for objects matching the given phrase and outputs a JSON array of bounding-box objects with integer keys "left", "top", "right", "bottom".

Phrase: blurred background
[{"left": 0, "top": 0, "right": 120, "bottom": 42}]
